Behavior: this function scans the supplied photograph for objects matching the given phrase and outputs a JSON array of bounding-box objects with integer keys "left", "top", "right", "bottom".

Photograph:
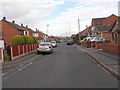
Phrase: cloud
[{"left": 0, "top": 0, "right": 119, "bottom": 37}]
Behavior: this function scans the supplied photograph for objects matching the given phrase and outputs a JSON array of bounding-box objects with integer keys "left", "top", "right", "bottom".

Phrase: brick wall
[
  {"left": 95, "top": 42, "right": 120, "bottom": 55},
  {"left": 101, "top": 32, "right": 111, "bottom": 40},
  {"left": 1, "top": 20, "right": 18, "bottom": 47}
]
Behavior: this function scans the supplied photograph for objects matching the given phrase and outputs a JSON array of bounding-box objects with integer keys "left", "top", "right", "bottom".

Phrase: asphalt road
[{"left": 2, "top": 43, "right": 118, "bottom": 88}]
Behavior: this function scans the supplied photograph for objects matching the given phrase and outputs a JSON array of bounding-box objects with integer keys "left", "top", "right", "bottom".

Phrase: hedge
[{"left": 11, "top": 35, "right": 24, "bottom": 46}]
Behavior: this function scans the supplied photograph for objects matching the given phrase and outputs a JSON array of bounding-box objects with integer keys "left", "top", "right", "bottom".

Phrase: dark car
[{"left": 67, "top": 40, "right": 74, "bottom": 45}]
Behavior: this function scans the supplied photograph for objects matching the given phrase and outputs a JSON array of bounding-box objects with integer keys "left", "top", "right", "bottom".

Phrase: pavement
[
  {"left": 73, "top": 44, "right": 120, "bottom": 79},
  {"left": 1, "top": 51, "right": 41, "bottom": 69}
]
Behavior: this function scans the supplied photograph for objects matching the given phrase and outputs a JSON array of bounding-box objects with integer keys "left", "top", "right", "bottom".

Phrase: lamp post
[{"left": 46, "top": 24, "right": 49, "bottom": 35}]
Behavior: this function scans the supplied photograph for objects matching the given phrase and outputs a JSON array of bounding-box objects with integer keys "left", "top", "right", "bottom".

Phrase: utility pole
[
  {"left": 78, "top": 19, "right": 80, "bottom": 41},
  {"left": 46, "top": 24, "right": 49, "bottom": 35}
]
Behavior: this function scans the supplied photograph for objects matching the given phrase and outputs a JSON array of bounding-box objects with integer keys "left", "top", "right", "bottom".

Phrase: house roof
[
  {"left": 21, "top": 26, "right": 35, "bottom": 32},
  {"left": 92, "top": 14, "right": 117, "bottom": 26},
  {"left": 95, "top": 25, "right": 112, "bottom": 32},
  {"left": 110, "top": 17, "right": 120, "bottom": 32},
  {"left": 92, "top": 18, "right": 106, "bottom": 25},
  {"left": 81, "top": 26, "right": 92, "bottom": 34},
  {"left": 5, "top": 20, "right": 27, "bottom": 31}
]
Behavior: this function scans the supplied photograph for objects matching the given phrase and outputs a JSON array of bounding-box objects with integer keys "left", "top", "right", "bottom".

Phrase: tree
[
  {"left": 11, "top": 35, "right": 24, "bottom": 46},
  {"left": 73, "top": 34, "right": 79, "bottom": 42}
]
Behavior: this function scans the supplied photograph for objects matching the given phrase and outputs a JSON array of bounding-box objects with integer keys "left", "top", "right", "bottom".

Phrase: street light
[{"left": 46, "top": 24, "right": 49, "bottom": 35}]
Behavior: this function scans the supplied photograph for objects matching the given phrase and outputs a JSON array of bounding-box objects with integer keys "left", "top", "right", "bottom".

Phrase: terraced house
[
  {"left": 0, "top": 17, "right": 27, "bottom": 47},
  {"left": 0, "top": 17, "right": 46, "bottom": 48}
]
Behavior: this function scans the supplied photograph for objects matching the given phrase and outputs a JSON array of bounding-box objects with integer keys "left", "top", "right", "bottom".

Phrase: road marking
[
  {"left": 9, "top": 69, "right": 15, "bottom": 72},
  {"left": 19, "top": 64, "right": 24, "bottom": 66},
  {"left": 29, "top": 62, "right": 33, "bottom": 64},
  {"left": 18, "top": 68, "right": 22, "bottom": 71},
  {"left": 1, "top": 73, "right": 6, "bottom": 76}
]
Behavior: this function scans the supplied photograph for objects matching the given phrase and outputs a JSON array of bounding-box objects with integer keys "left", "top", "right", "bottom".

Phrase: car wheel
[{"left": 37, "top": 51, "right": 40, "bottom": 54}]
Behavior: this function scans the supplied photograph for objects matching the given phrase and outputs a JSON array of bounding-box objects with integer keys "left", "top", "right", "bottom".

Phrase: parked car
[
  {"left": 82, "top": 37, "right": 93, "bottom": 41},
  {"left": 50, "top": 41, "right": 57, "bottom": 48},
  {"left": 37, "top": 42, "right": 53, "bottom": 54},
  {"left": 67, "top": 40, "right": 74, "bottom": 45},
  {"left": 90, "top": 37, "right": 106, "bottom": 43}
]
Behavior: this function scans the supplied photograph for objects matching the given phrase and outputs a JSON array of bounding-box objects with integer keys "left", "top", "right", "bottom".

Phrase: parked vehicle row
[
  {"left": 81, "top": 37, "right": 106, "bottom": 43},
  {"left": 37, "top": 41, "right": 57, "bottom": 54},
  {"left": 67, "top": 40, "right": 74, "bottom": 45}
]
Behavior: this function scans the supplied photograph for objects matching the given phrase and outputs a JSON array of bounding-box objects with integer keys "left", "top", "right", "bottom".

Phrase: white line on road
[
  {"left": 29, "top": 62, "right": 33, "bottom": 64},
  {"left": 1, "top": 73, "right": 7, "bottom": 76}
]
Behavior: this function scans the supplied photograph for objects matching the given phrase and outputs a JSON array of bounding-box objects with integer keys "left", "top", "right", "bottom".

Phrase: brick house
[
  {"left": 21, "top": 24, "right": 35, "bottom": 37},
  {"left": 110, "top": 17, "right": 120, "bottom": 42},
  {"left": 80, "top": 25, "right": 92, "bottom": 38},
  {"left": 34, "top": 29, "right": 44, "bottom": 42},
  {"left": 0, "top": 17, "right": 27, "bottom": 47},
  {"left": 91, "top": 14, "right": 118, "bottom": 40},
  {"left": 92, "top": 25, "right": 112, "bottom": 40}
]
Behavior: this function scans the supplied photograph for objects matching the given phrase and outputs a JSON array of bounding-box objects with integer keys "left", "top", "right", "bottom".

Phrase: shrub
[
  {"left": 11, "top": 35, "right": 24, "bottom": 46},
  {"left": 32, "top": 37, "right": 38, "bottom": 43},
  {"left": 22, "top": 35, "right": 34, "bottom": 44},
  {"left": 4, "top": 50, "right": 10, "bottom": 61}
]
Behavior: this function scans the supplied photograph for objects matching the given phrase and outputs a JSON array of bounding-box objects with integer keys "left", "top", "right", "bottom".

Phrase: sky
[{"left": 0, "top": 0, "right": 119, "bottom": 37}]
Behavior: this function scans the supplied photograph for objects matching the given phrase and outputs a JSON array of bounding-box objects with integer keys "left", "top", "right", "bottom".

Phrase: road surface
[{"left": 2, "top": 43, "right": 118, "bottom": 88}]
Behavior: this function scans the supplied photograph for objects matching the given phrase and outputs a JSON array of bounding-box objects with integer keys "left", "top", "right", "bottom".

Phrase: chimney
[
  {"left": 36, "top": 28, "right": 38, "bottom": 31},
  {"left": 21, "top": 23, "right": 23, "bottom": 26},
  {"left": 26, "top": 25, "right": 28, "bottom": 28},
  {"left": 12, "top": 20, "right": 15, "bottom": 24},
  {"left": 3, "top": 17, "right": 6, "bottom": 21},
  {"left": 86, "top": 25, "right": 88, "bottom": 28}
]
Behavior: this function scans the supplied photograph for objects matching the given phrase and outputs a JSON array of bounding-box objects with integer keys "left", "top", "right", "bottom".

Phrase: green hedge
[
  {"left": 11, "top": 35, "right": 38, "bottom": 46},
  {"left": 32, "top": 36, "right": 38, "bottom": 43},
  {"left": 22, "top": 35, "right": 34, "bottom": 44},
  {"left": 11, "top": 35, "right": 24, "bottom": 46}
]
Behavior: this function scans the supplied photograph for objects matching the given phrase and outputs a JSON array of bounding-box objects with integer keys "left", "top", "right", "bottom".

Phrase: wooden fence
[{"left": 11, "top": 43, "right": 38, "bottom": 60}]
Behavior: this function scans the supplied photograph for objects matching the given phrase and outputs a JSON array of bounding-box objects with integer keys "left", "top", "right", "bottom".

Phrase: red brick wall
[
  {"left": 95, "top": 43, "right": 120, "bottom": 55},
  {"left": 101, "top": 32, "right": 111, "bottom": 40},
  {"left": 1, "top": 21, "right": 18, "bottom": 47}
]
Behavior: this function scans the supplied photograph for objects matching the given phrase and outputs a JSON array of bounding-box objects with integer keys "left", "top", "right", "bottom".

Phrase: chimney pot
[
  {"left": 21, "top": 23, "right": 23, "bottom": 26},
  {"left": 3, "top": 17, "right": 6, "bottom": 21},
  {"left": 26, "top": 25, "right": 28, "bottom": 28},
  {"left": 12, "top": 20, "right": 15, "bottom": 24}
]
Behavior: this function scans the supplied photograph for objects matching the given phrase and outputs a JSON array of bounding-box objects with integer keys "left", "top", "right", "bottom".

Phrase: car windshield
[
  {"left": 40, "top": 43, "right": 50, "bottom": 46},
  {"left": 50, "top": 41, "right": 56, "bottom": 43}
]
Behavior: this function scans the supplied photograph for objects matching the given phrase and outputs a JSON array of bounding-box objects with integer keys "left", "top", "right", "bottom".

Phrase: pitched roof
[
  {"left": 92, "top": 14, "right": 117, "bottom": 26},
  {"left": 92, "top": 18, "right": 106, "bottom": 25},
  {"left": 22, "top": 26, "right": 35, "bottom": 32},
  {"left": 95, "top": 25, "right": 112, "bottom": 32},
  {"left": 110, "top": 17, "right": 120, "bottom": 32},
  {"left": 5, "top": 20, "right": 27, "bottom": 31}
]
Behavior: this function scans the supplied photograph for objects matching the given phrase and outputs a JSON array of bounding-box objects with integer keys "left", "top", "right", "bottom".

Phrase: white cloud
[{"left": 0, "top": 0, "right": 119, "bottom": 37}]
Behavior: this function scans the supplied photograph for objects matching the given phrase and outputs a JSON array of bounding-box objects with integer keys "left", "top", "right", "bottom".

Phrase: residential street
[{"left": 2, "top": 43, "right": 118, "bottom": 88}]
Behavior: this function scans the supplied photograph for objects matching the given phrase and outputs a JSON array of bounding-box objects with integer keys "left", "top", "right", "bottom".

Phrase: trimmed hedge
[
  {"left": 11, "top": 35, "right": 38, "bottom": 46},
  {"left": 32, "top": 36, "right": 38, "bottom": 43},
  {"left": 22, "top": 35, "right": 34, "bottom": 44},
  {"left": 11, "top": 35, "right": 24, "bottom": 46}
]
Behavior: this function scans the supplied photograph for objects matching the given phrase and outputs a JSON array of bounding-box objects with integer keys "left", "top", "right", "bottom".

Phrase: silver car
[
  {"left": 90, "top": 37, "right": 106, "bottom": 43},
  {"left": 50, "top": 41, "right": 57, "bottom": 48},
  {"left": 37, "top": 42, "right": 53, "bottom": 54}
]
